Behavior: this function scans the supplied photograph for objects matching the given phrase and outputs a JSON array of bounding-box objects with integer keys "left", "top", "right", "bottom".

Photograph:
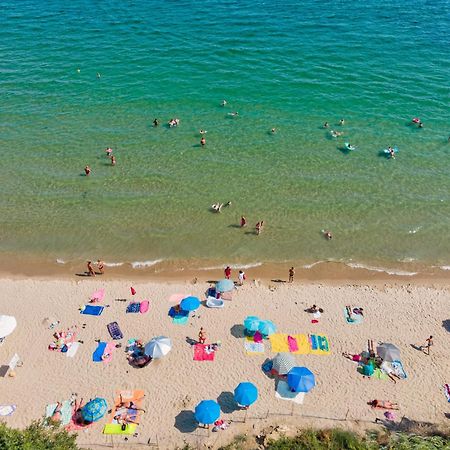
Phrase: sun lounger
[
  {"left": 80, "top": 305, "right": 104, "bottom": 316},
  {"left": 107, "top": 322, "right": 123, "bottom": 340},
  {"left": 206, "top": 296, "right": 224, "bottom": 308},
  {"left": 193, "top": 344, "right": 215, "bottom": 361}
]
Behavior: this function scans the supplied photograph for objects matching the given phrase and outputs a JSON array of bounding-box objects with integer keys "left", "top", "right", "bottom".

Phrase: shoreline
[{"left": 0, "top": 252, "right": 448, "bottom": 285}]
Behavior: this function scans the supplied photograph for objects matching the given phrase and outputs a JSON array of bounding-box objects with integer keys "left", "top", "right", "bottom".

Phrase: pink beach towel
[
  {"left": 288, "top": 335, "right": 299, "bottom": 352},
  {"left": 102, "top": 342, "right": 116, "bottom": 363},
  {"left": 193, "top": 344, "right": 215, "bottom": 361},
  {"left": 90, "top": 288, "right": 105, "bottom": 303}
]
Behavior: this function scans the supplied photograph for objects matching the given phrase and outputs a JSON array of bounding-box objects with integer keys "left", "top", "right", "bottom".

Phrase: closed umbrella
[
  {"left": 194, "top": 400, "right": 220, "bottom": 424},
  {"left": 272, "top": 353, "right": 296, "bottom": 375},
  {"left": 234, "top": 382, "right": 258, "bottom": 406},
  {"left": 0, "top": 315, "right": 17, "bottom": 339},
  {"left": 287, "top": 367, "right": 316, "bottom": 393},
  {"left": 180, "top": 296, "right": 200, "bottom": 312},
  {"left": 216, "top": 279, "right": 234, "bottom": 293},
  {"left": 376, "top": 343, "right": 401, "bottom": 362},
  {"left": 243, "top": 316, "right": 260, "bottom": 332},
  {"left": 81, "top": 398, "right": 108, "bottom": 423},
  {"left": 144, "top": 336, "right": 172, "bottom": 359},
  {"left": 258, "top": 320, "right": 276, "bottom": 336}
]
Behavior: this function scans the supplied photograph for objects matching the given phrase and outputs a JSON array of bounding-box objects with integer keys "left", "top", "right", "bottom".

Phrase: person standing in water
[
  {"left": 255, "top": 221, "right": 264, "bottom": 235},
  {"left": 200, "top": 137, "right": 206, "bottom": 147},
  {"left": 111, "top": 155, "right": 116, "bottom": 165},
  {"left": 84, "top": 165, "right": 91, "bottom": 176},
  {"left": 97, "top": 260, "right": 104, "bottom": 275},
  {"left": 87, "top": 261, "right": 96, "bottom": 276},
  {"left": 224, "top": 266, "right": 232, "bottom": 279},
  {"left": 339, "top": 119, "right": 345, "bottom": 126},
  {"left": 240, "top": 216, "right": 247, "bottom": 227},
  {"left": 153, "top": 118, "right": 159, "bottom": 127},
  {"left": 238, "top": 270, "right": 246, "bottom": 286},
  {"left": 288, "top": 267, "right": 295, "bottom": 283}
]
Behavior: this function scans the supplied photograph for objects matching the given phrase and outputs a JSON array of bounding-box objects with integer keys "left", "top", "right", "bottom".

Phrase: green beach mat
[
  {"left": 45, "top": 400, "right": 72, "bottom": 426},
  {"left": 173, "top": 315, "right": 189, "bottom": 325},
  {"left": 103, "top": 423, "right": 137, "bottom": 435},
  {"left": 373, "top": 368, "right": 389, "bottom": 380}
]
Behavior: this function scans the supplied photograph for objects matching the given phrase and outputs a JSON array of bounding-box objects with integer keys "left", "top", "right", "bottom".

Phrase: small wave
[
  {"left": 408, "top": 226, "right": 422, "bottom": 234},
  {"left": 56, "top": 259, "right": 66, "bottom": 264},
  {"left": 199, "top": 262, "right": 262, "bottom": 271},
  {"left": 131, "top": 259, "right": 164, "bottom": 269},
  {"left": 346, "top": 262, "right": 417, "bottom": 276},
  {"left": 397, "top": 257, "right": 417, "bottom": 263},
  {"left": 104, "top": 261, "right": 124, "bottom": 267},
  {"left": 301, "top": 261, "right": 325, "bottom": 269},
  {"left": 440, "top": 266, "right": 450, "bottom": 271}
]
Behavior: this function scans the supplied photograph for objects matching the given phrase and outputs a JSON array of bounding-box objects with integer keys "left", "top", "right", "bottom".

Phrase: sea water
[{"left": 0, "top": 0, "right": 449, "bottom": 270}]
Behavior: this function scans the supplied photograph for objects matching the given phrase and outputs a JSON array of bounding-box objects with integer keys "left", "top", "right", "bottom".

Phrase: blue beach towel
[
  {"left": 93, "top": 342, "right": 107, "bottom": 362},
  {"left": 126, "top": 302, "right": 141, "bottom": 313},
  {"left": 107, "top": 321, "right": 123, "bottom": 340},
  {"left": 168, "top": 307, "right": 189, "bottom": 318},
  {"left": 81, "top": 305, "right": 104, "bottom": 316}
]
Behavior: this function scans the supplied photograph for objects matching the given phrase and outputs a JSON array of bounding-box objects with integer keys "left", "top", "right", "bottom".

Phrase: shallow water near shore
[{"left": 1, "top": 0, "right": 449, "bottom": 271}]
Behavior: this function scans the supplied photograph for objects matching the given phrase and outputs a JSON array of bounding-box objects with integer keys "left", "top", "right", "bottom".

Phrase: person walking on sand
[
  {"left": 84, "top": 165, "right": 91, "bottom": 176},
  {"left": 418, "top": 336, "right": 433, "bottom": 355},
  {"left": 97, "top": 259, "right": 104, "bottom": 275},
  {"left": 240, "top": 216, "right": 247, "bottom": 227},
  {"left": 288, "top": 267, "right": 295, "bottom": 283},
  {"left": 198, "top": 327, "right": 206, "bottom": 344},
  {"left": 224, "top": 266, "right": 231, "bottom": 279},
  {"left": 87, "top": 261, "right": 95, "bottom": 276},
  {"left": 238, "top": 270, "right": 246, "bottom": 286}
]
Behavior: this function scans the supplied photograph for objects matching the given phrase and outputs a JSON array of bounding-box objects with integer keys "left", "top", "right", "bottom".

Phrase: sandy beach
[{"left": 0, "top": 273, "right": 449, "bottom": 449}]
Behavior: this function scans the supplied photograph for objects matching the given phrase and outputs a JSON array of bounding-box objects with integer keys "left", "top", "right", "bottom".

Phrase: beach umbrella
[
  {"left": 287, "top": 367, "right": 316, "bottom": 393},
  {"left": 216, "top": 279, "right": 234, "bottom": 293},
  {"left": 180, "top": 296, "right": 200, "bottom": 311},
  {"left": 234, "top": 382, "right": 258, "bottom": 406},
  {"left": 144, "top": 336, "right": 172, "bottom": 359},
  {"left": 258, "top": 320, "right": 276, "bottom": 336},
  {"left": 272, "top": 353, "right": 296, "bottom": 375},
  {"left": 194, "top": 400, "right": 220, "bottom": 424},
  {"left": 376, "top": 343, "right": 401, "bottom": 362},
  {"left": 0, "top": 315, "right": 17, "bottom": 339},
  {"left": 243, "top": 316, "right": 260, "bottom": 332},
  {"left": 81, "top": 398, "right": 107, "bottom": 423}
]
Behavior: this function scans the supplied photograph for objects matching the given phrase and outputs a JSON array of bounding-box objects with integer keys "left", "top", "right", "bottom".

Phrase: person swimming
[
  {"left": 153, "top": 118, "right": 159, "bottom": 127},
  {"left": 323, "top": 122, "right": 329, "bottom": 128},
  {"left": 339, "top": 119, "right": 345, "bottom": 126},
  {"left": 330, "top": 130, "right": 343, "bottom": 138},
  {"left": 228, "top": 112, "right": 239, "bottom": 117},
  {"left": 271, "top": 128, "right": 276, "bottom": 134},
  {"left": 221, "top": 100, "right": 227, "bottom": 106},
  {"left": 211, "top": 203, "right": 223, "bottom": 212},
  {"left": 200, "top": 137, "right": 206, "bottom": 146},
  {"left": 199, "top": 129, "right": 207, "bottom": 135},
  {"left": 105, "top": 147, "right": 113, "bottom": 156},
  {"left": 84, "top": 165, "right": 91, "bottom": 176}
]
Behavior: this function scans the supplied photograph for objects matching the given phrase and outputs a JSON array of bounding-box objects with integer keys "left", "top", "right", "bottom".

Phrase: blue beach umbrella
[
  {"left": 287, "top": 367, "right": 316, "bottom": 393},
  {"left": 194, "top": 400, "right": 220, "bottom": 424},
  {"left": 258, "top": 320, "right": 276, "bottom": 336},
  {"left": 180, "top": 296, "right": 200, "bottom": 312},
  {"left": 234, "top": 382, "right": 258, "bottom": 407},
  {"left": 216, "top": 279, "right": 234, "bottom": 293},
  {"left": 81, "top": 398, "right": 108, "bottom": 422},
  {"left": 244, "top": 316, "right": 260, "bottom": 332}
]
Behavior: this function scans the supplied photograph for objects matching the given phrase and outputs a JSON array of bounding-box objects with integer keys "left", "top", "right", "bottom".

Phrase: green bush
[{"left": 0, "top": 421, "right": 82, "bottom": 450}]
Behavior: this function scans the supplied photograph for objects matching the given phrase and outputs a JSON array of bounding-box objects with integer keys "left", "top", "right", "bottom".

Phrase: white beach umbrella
[
  {"left": 0, "top": 315, "right": 17, "bottom": 339},
  {"left": 144, "top": 336, "right": 172, "bottom": 359}
]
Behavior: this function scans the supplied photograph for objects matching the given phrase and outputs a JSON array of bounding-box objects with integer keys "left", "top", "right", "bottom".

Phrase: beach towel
[
  {"left": 269, "top": 333, "right": 290, "bottom": 353},
  {"left": 140, "top": 300, "right": 149, "bottom": 314},
  {"left": 343, "top": 308, "right": 364, "bottom": 324},
  {"left": 90, "top": 289, "right": 105, "bottom": 303},
  {"left": 309, "top": 334, "right": 331, "bottom": 355},
  {"left": 45, "top": 400, "right": 72, "bottom": 426},
  {"left": 80, "top": 305, "right": 104, "bottom": 316},
  {"left": 193, "top": 344, "right": 216, "bottom": 361},
  {"left": 382, "top": 360, "right": 407, "bottom": 379},
  {"left": 275, "top": 381, "right": 305, "bottom": 404},
  {"left": 66, "top": 408, "right": 95, "bottom": 432},
  {"left": 107, "top": 322, "right": 123, "bottom": 340},
  {"left": 373, "top": 368, "right": 389, "bottom": 380},
  {"left": 102, "top": 342, "right": 116, "bottom": 363},
  {"left": 126, "top": 302, "right": 141, "bottom": 313},
  {"left": 173, "top": 315, "right": 189, "bottom": 325},
  {"left": 66, "top": 342, "right": 80, "bottom": 358},
  {"left": 104, "top": 390, "right": 144, "bottom": 434},
  {"left": 444, "top": 384, "right": 450, "bottom": 402},
  {"left": 0, "top": 405, "right": 16, "bottom": 416},
  {"left": 288, "top": 335, "right": 299, "bottom": 352},
  {"left": 244, "top": 337, "right": 264, "bottom": 355},
  {"left": 93, "top": 342, "right": 107, "bottom": 362}
]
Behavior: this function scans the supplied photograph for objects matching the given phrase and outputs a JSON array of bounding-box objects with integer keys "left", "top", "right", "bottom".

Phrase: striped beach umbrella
[{"left": 272, "top": 353, "right": 295, "bottom": 375}]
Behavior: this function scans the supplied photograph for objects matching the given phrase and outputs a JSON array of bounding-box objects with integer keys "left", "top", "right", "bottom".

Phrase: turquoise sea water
[{"left": 1, "top": 1, "right": 449, "bottom": 270}]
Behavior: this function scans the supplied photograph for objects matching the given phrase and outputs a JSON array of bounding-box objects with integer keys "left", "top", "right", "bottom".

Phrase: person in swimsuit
[
  {"left": 105, "top": 148, "right": 113, "bottom": 157},
  {"left": 111, "top": 155, "right": 116, "bottom": 165},
  {"left": 288, "top": 267, "right": 295, "bottom": 283},
  {"left": 200, "top": 137, "right": 206, "bottom": 147},
  {"left": 153, "top": 118, "right": 159, "bottom": 127},
  {"left": 324, "top": 230, "right": 332, "bottom": 239},
  {"left": 50, "top": 402, "right": 63, "bottom": 422},
  {"left": 87, "top": 261, "right": 96, "bottom": 277},
  {"left": 323, "top": 122, "right": 329, "bottom": 128},
  {"left": 240, "top": 216, "right": 247, "bottom": 227},
  {"left": 84, "top": 165, "right": 91, "bottom": 176},
  {"left": 368, "top": 400, "right": 399, "bottom": 410},
  {"left": 97, "top": 260, "right": 104, "bottom": 275},
  {"left": 339, "top": 119, "right": 345, "bottom": 126},
  {"left": 221, "top": 100, "right": 227, "bottom": 106},
  {"left": 198, "top": 327, "right": 206, "bottom": 344}
]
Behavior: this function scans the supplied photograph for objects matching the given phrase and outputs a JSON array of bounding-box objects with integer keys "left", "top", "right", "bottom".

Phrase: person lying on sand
[
  {"left": 342, "top": 352, "right": 362, "bottom": 362},
  {"left": 116, "top": 394, "right": 146, "bottom": 412},
  {"left": 368, "top": 399, "right": 399, "bottom": 410}
]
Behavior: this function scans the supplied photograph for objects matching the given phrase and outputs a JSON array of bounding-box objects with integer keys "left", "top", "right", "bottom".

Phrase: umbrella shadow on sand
[
  {"left": 442, "top": 320, "right": 450, "bottom": 332},
  {"left": 217, "top": 392, "right": 238, "bottom": 414},
  {"left": 174, "top": 410, "right": 197, "bottom": 433},
  {"left": 230, "top": 324, "right": 245, "bottom": 339}
]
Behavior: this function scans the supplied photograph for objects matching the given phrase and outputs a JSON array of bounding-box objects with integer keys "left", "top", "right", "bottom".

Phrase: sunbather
[
  {"left": 368, "top": 339, "right": 375, "bottom": 358},
  {"left": 353, "top": 307, "right": 364, "bottom": 316},
  {"left": 50, "top": 402, "right": 63, "bottom": 423},
  {"left": 116, "top": 394, "right": 146, "bottom": 412},
  {"left": 342, "top": 352, "right": 362, "bottom": 362},
  {"left": 368, "top": 399, "right": 399, "bottom": 410}
]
